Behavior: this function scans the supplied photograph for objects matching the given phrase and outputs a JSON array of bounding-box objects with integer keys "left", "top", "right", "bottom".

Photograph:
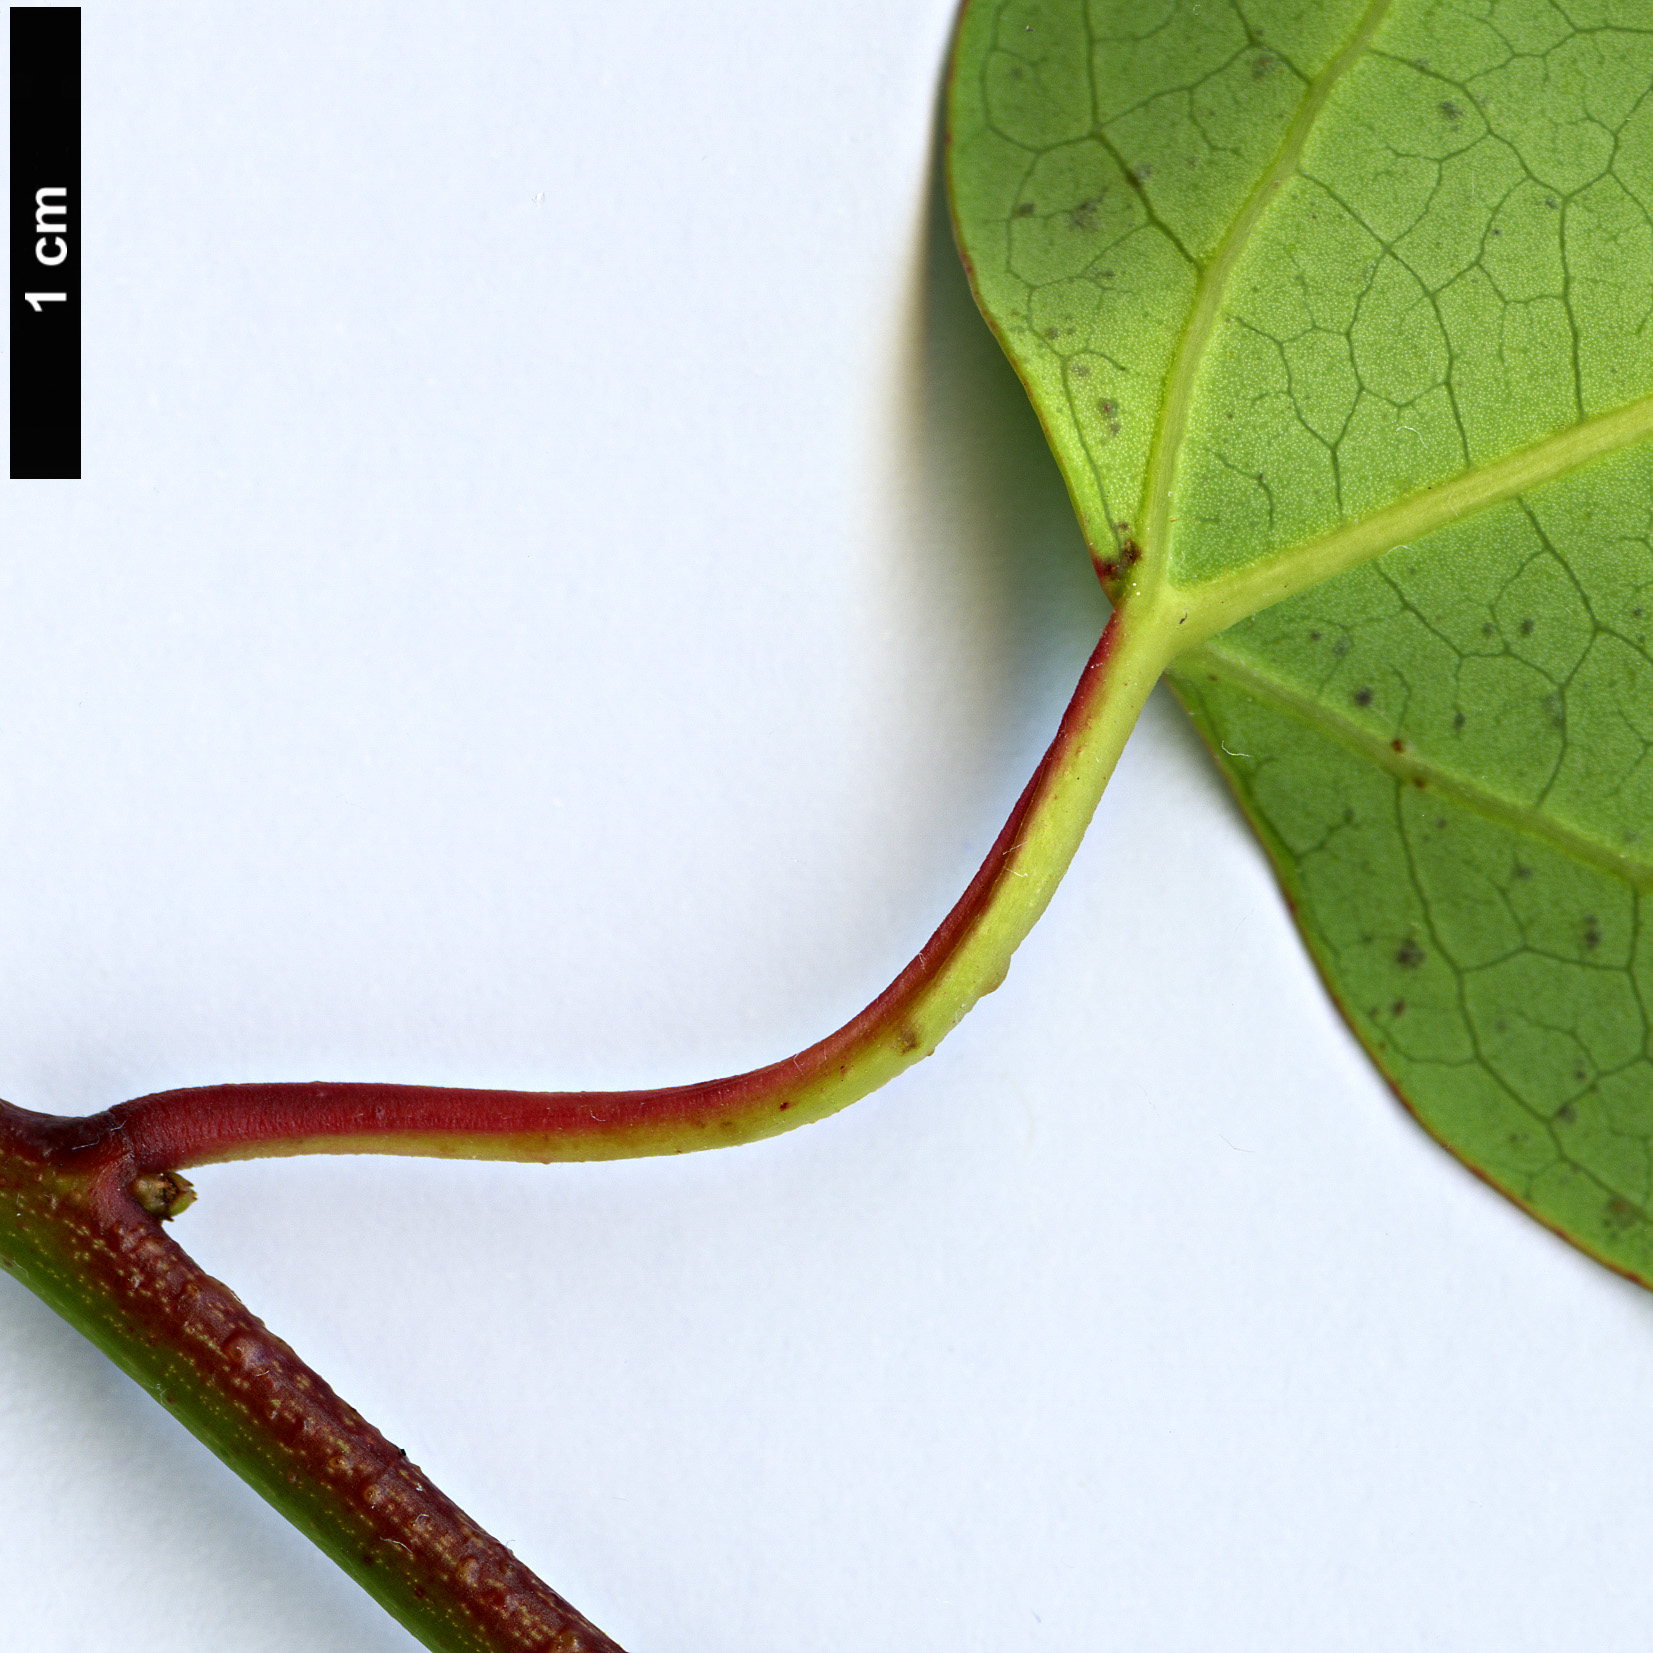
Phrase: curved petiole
[
  {"left": 38, "top": 604, "right": 1171, "bottom": 1177},
  {"left": 1, "top": 597, "right": 1173, "bottom": 1653}
]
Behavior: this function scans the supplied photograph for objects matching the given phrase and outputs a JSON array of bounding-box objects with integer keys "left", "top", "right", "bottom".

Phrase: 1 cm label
[{"left": 25, "top": 186, "right": 69, "bottom": 311}]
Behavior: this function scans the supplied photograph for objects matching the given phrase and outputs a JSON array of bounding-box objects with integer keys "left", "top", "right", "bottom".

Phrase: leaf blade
[
  {"left": 950, "top": 0, "right": 1653, "bottom": 1281},
  {"left": 1171, "top": 445, "right": 1653, "bottom": 1284}
]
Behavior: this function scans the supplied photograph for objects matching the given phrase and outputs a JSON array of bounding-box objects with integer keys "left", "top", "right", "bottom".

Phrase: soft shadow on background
[
  {"left": 0, "top": 108, "right": 1156, "bottom": 1653},
  {"left": 17, "top": 16, "right": 1653, "bottom": 1653},
  {"left": 877, "top": 103, "right": 1246, "bottom": 919},
  {"left": 1, "top": 29, "right": 1462, "bottom": 1653},
  {"left": 888, "top": 114, "right": 1106, "bottom": 814},
  {"left": 0, "top": 58, "right": 1154, "bottom": 1653}
]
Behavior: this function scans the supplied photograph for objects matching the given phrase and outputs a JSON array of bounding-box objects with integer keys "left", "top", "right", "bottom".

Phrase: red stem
[
  {"left": 0, "top": 611, "right": 1138, "bottom": 1653},
  {"left": 0, "top": 1111, "right": 627, "bottom": 1652}
]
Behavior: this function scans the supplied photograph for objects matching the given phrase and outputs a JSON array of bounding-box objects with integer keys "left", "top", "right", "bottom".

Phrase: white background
[{"left": 4, "top": 4, "right": 1653, "bottom": 1650}]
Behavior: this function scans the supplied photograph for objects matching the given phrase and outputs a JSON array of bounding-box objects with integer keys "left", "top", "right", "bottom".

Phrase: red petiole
[{"left": 1, "top": 609, "right": 1172, "bottom": 1651}]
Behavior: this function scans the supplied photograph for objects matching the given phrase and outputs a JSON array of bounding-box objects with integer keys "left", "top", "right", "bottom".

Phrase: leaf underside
[{"left": 949, "top": 0, "right": 1653, "bottom": 1282}]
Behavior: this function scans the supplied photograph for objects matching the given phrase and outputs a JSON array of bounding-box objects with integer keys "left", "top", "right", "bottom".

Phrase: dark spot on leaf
[
  {"left": 1343, "top": 807, "right": 1356, "bottom": 824},
  {"left": 1391, "top": 738, "right": 1405, "bottom": 753},
  {"left": 1512, "top": 861, "right": 1533, "bottom": 880},
  {"left": 1519, "top": 617, "right": 1534, "bottom": 635},
  {"left": 1440, "top": 100, "right": 1462, "bottom": 121},
  {"left": 1557, "top": 1104, "right": 1576, "bottom": 1124},
  {"left": 1014, "top": 201, "right": 1036, "bottom": 218},
  {"left": 1583, "top": 916, "right": 1602, "bottom": 950},
  {"left": 1309, "top": 630, "right": 1321, "bottom": 642},
  {"left": 1099, "top": 268, "right": 1114, "bottom": 278},
  {"left": 1453, "top": 710, "right": 1466, "bottom": 729},
  {"left": 778, "top": 1101, "right": 790, "bottom": 1110},
  {"left": 896, "top": 1025, "right": 920, "bottom": 1053},
  {"left": 1071, "top": 362, "right": 1090, "bottom": 376},
  {"left": 1606, "top": 1196, "right": 1640, "bottom": 1233},
  {"left": 1069, "top": 196, "right": 1104, "bottom": 231},
  {"left": 1251, "top": 54, "right": 1275, "bottom": 78},
  {"left": 1353, "top": 686, "right": 1374, "bottom": 707},
  {"left": 1391, "top": 999, "right": 1407, "bottom": 1017},
  {"left": 1332, "top": 637, "right": 1351, "bottom": 657},
  {"left": 1395, "top": 937, "right": 1426, "bottom": 970},
  {"left": 1481, "top": 622, "right": 1497, "bottom": 636},
  {"left": 1434, "top": 817, "right": 1447, "bottom": 829},
  {"left": 1545, "top": 196, "right": 1559, "bottom": 209},
  {"left": 1045, "top": 327, "right": 1061, "bottom": 339}
]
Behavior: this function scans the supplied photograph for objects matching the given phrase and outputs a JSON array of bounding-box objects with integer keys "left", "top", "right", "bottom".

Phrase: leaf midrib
[
  {"left": 1180, "top": 641, "right": 1653, "bottom": 891},
  {"left": 1138, "top": 0, "right": 1395, "bottom": 572}
]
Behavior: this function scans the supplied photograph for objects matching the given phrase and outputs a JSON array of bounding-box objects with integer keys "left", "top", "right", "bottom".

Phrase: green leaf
[{"left": 948, "top": 0, "right": 1653, "bottom": 1280}]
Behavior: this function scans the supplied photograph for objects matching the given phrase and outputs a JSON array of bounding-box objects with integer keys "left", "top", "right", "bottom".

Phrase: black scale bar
[{"left": 10, "top": 6, "right": 79, "bottom": 480}]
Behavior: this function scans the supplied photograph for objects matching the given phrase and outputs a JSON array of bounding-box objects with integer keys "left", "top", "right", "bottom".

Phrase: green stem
[
  {"left": 66, "top": 607, "right": 1173, "bottom": 1172},
  {"left": 0, "top": 1105, "right": 626, "bottom": 1653},
  {"left": 0, "top": 603, "right": 1173, "bottom": 1652}
]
